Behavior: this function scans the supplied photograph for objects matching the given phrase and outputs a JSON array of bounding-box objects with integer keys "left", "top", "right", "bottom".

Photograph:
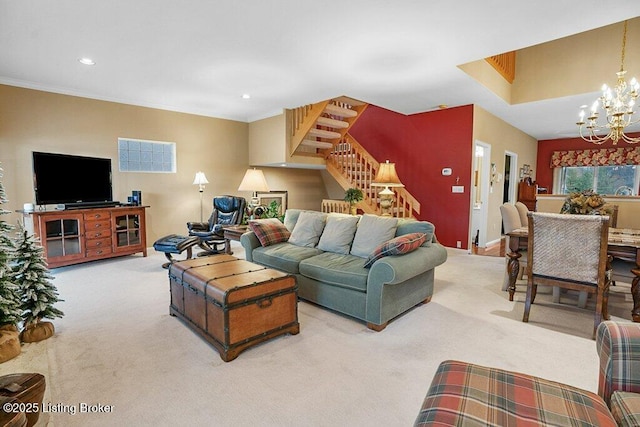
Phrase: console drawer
[
  {"left": 85, "top": 237, "right": 112, "bottom": 249},
  {"left": 86, "top": 247, "right": 113, "bottom": 258},
  {"left": 85, "top": 229, "right": 110, "bottom": 239},
  {"left": 84, "top": 220, "right": 111, "bottom": 232},
  {"left": 84, "top": 211, "right": 110, "bottom": 221}
]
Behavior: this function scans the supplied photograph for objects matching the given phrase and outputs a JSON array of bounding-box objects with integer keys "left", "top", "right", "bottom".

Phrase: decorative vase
[
  {"left": 0, "top": 325, "right": 21, "bottom": 363},
  {"left": 20, "top": 321, "right": 55, "bottom": 343},
  {"left": 350, "top": 204, "right": 357, "bottom": 215}
]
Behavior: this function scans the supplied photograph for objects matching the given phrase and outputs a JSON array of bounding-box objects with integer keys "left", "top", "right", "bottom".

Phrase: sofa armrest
[
  {"left": 596, "top": 321, "right": 640, "bottom": 405},
  {"left": 368, "top": 243, "right": 448, "bottom": 286},
  {"left": 240, "top": 231, "right": 262, "bottom": 262}
]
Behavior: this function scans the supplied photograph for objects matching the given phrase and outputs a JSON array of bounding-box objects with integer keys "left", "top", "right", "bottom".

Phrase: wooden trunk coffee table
[{"left": 168, "top": 254, "right": 299, "bottom": 361}]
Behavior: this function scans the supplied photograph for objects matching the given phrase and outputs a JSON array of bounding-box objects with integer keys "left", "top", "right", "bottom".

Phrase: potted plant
[
  {"left": 14, "top": 222, "right": 64, "bottom": 343},
  {"left": 344, "top": 188, "right": 364, "bottom": 215}
]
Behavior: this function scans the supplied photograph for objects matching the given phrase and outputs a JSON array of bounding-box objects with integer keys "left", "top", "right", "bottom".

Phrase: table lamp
[
  {"left": 371, "top": 160, "right": 404, "bottom": 216},
  {"left": 238, "top": 168, "right": 269, "bottom": 218}
]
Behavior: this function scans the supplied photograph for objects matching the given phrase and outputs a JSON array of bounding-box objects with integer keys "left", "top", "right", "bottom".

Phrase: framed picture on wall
[{"left": 256, "top": 191, "right": 288, "bottom": 216}]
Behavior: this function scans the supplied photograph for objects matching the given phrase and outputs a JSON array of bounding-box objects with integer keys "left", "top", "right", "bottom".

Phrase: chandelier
[{"left": 577, "top": 20, "right": 640, "bottom": 144}]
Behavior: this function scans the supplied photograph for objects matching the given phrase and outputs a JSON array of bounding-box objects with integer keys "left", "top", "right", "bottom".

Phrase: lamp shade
[
  {"left": 371, "top": 160, "right": 404, "bottom": 188},
  {"left": 238, "top": 168, "right": 269, "bottom": 192},
  {"left": 192, "top": 171, "right": 209, "bottom": 186}
]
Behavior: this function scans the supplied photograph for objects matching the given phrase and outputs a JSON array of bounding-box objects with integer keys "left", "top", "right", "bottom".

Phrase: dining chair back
[
  {"left": 515, "top": 201, "right": 530, "bottom": 227},
  {"left": 523, "top": 212, "right": 610, "bottom": 338}
]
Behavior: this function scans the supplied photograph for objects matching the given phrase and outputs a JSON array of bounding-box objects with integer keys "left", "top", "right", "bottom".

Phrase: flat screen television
[{"left": 32, "top": 151, "right": 113, "bottom": 207}]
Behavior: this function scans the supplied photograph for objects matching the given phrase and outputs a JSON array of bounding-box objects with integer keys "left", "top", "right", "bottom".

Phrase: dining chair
[
  {"left": 500, "top": 203, "right": 527, "bottom": 291},
  {"left": 522, "top": 212, "right": 610, "bottom": 338}
]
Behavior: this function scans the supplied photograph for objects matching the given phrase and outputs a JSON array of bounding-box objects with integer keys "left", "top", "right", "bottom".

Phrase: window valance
[{"left": 550, "top": 147, "right": 640, "bottom": 168}]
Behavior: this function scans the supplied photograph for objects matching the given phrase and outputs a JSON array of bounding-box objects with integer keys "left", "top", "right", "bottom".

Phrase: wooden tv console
[{"left": 26, "top": 205, "right": 148, "bottom": 268}]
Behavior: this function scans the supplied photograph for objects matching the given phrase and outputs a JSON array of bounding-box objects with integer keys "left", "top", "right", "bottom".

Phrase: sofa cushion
[
  {"left": 249, "top": 218, "right": 291, "bottom": 247},
  {"left": 396, "top": 219, "right": 435, "bottom": 247},
  {"left": 364, "top": 232, "right": 427, "bottom": 268},
  {"left": 283, "top": 209, "right": 304, "bottom": 232},
  {"left": 288, "top": 211, "right": 326, "bottom": 247},
  {"left": 299, "top": 252, "right": 369, "bottom": 292},
  {"left": 317, "top": 213, "right": 359, "bottom": 254},
  {"left": 350, "top": 214, "right": 398, "bottom": 258},
  {"left": 252, "top": 242, "right": 323, "bottom": 274}
]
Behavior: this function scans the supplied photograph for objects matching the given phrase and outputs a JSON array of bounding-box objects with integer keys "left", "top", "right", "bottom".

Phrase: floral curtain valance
[{"left": 550, "top": 147, "right": 640, "bottom": 168}]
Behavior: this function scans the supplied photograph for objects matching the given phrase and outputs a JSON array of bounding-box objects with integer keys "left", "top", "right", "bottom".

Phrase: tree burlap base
[
  {"left": 20, "top": 321, "right": 54, "bottom": 343},
  {"left": 0, "top": 325, "right": 21, "bottom": 363}
]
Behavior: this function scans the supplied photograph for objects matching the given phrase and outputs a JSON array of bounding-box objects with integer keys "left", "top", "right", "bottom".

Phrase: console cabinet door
[
  {"left": 112, "top": 208, "right": 147, "bottom": 255},
  {"left": 36, "top": 213, "right": 85, "bottom": 267}
]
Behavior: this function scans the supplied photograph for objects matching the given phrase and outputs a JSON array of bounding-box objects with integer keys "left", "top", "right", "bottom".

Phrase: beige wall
[
  {"left": 513, "top": 18, "right": 640, "bottom": 104},
  {"left": 458, "top": 18, "right": 640, "bottom": 106},
  {"left": 0, "top": 85, "right": 327, "bottom": 245},
  {"left": 473, "top": 105, "right": 538, "bottom": 245}
]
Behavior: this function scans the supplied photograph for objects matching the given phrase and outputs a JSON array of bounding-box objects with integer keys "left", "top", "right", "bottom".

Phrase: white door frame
[{"left": 471, "top": 140, "right": 491, "bottom": 248}]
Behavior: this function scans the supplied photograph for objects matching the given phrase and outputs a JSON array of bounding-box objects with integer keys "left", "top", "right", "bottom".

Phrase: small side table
[{"left": 223, "top": 225, "right": 249, "bottom": 254}]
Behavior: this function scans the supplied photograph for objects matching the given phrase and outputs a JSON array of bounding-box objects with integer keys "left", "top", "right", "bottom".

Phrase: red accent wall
[
  {"left": 349, "top": 105, "right": 474, "bottom": 249},
  {"left": 536, "top": 134, "right": 640, "bottom": 191}
]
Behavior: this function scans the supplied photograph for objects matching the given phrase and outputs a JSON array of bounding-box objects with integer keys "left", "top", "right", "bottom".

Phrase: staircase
[
  {"left": 289, "top": 97, "right": 367, "bottom": 157},
  {"left": 288, "top": 96, "right": 420, "bottom": 219}
]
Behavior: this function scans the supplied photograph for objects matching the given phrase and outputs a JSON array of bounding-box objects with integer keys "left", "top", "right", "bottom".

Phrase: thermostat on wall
[{"left": 442, "top": 168, "right": 452, "bottom": 176}]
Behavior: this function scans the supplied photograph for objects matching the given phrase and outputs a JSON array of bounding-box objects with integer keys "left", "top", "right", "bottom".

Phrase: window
[
  {"left": 558, "top": 165, "right": 639, "bottom": 195},
  {"left": 118, "top": 138, "right": 176, "bottom": 173}
]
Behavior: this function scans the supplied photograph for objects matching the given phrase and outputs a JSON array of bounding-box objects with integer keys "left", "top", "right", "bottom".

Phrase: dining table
[{"left": 506, "top": 226, "right": 640, "bottom": 321}]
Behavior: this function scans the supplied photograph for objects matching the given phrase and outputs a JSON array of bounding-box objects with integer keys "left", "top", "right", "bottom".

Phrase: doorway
[
  {"left": 504, "top": 151, "right": 518, "bottom": 205},
  {"left": 470, "top": 141, "right": 491, "bottom": 249}
]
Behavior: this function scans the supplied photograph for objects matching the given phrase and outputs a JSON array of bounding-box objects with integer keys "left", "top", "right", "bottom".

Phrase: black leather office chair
[{"left": 187, "top": 195, "right": 247, "bottom": 254}]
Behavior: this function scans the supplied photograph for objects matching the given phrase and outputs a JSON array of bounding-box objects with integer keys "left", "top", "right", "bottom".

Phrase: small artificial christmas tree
[
  {"left": 14, "top": 221, "right": 64, "bottom": 342},
  {"left": 0, "top": 163, "right": 22, "bottom": 361}
]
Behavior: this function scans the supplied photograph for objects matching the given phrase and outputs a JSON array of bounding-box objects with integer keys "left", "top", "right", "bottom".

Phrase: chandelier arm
[
  {"left": 621, "top": 132, "right": 640, "bottom": 144},
  {"left": 578, "top": 125, "right": 609, "bottom": 145}
]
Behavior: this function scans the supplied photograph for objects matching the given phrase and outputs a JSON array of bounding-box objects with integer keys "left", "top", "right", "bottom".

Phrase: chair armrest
[
  {"left": 187, "top": 221, "right": 209, "bottom": 232},
  {"left": 596, "top": 321, "right": 640, "bottom": 405}
]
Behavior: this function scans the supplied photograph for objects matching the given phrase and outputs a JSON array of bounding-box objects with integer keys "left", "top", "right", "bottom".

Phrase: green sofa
[{"left": 240, "top": 209, "right": 448, "bottom": 331}]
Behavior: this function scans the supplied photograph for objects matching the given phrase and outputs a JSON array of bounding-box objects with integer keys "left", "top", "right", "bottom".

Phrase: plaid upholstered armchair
[{"left": 415, "top": 321, "right": 640, "bottom": 426}]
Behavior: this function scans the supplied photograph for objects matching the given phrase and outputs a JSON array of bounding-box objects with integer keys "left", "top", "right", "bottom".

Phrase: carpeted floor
[{"left": 0, "top": 242, "right": 633, "bottom": 426}]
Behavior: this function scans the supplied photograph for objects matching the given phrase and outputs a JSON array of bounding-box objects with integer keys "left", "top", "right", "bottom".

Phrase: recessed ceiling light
[
  {"left": 78, "top": 58, "right": 95, "bottom": 66},
  {"left": 241, "top": 94, "right": 251, "bottom": 99}
]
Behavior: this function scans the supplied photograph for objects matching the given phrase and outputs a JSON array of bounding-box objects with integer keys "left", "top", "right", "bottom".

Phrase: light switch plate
[{"left": 452, "top": 186, "right": 464, "bottom": 193}]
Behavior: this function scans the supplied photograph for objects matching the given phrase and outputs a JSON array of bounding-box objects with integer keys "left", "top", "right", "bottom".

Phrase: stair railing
[{"left": 326, "top": 135, "right": 420, "bottom": 218}]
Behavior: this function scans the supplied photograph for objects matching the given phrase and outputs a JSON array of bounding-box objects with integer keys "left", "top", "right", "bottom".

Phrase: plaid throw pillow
[
  {"left": 249, "top": 218, "right": 291, "bottom": 247},
  {"left": 364, "top": 232, "right": 426, "bottom": 268}
]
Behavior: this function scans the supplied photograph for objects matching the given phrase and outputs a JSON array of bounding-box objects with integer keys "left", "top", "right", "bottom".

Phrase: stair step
[
  {"left": 324, "top": 104, "right": 358, "bottom": 118},
  {"left": 316, "top": 116, "right": 349, "bottom": 129},
  {"left": 309, "top": 128, "right": 341, "bottom": 140},
  {"left": 301, "top": 139, "right": 334, "bottom": 149}
]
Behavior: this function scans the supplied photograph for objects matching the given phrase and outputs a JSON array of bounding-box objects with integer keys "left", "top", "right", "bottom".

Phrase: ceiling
[{"left": 2, "top": 1, "right": 640, "bottom": 141}]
